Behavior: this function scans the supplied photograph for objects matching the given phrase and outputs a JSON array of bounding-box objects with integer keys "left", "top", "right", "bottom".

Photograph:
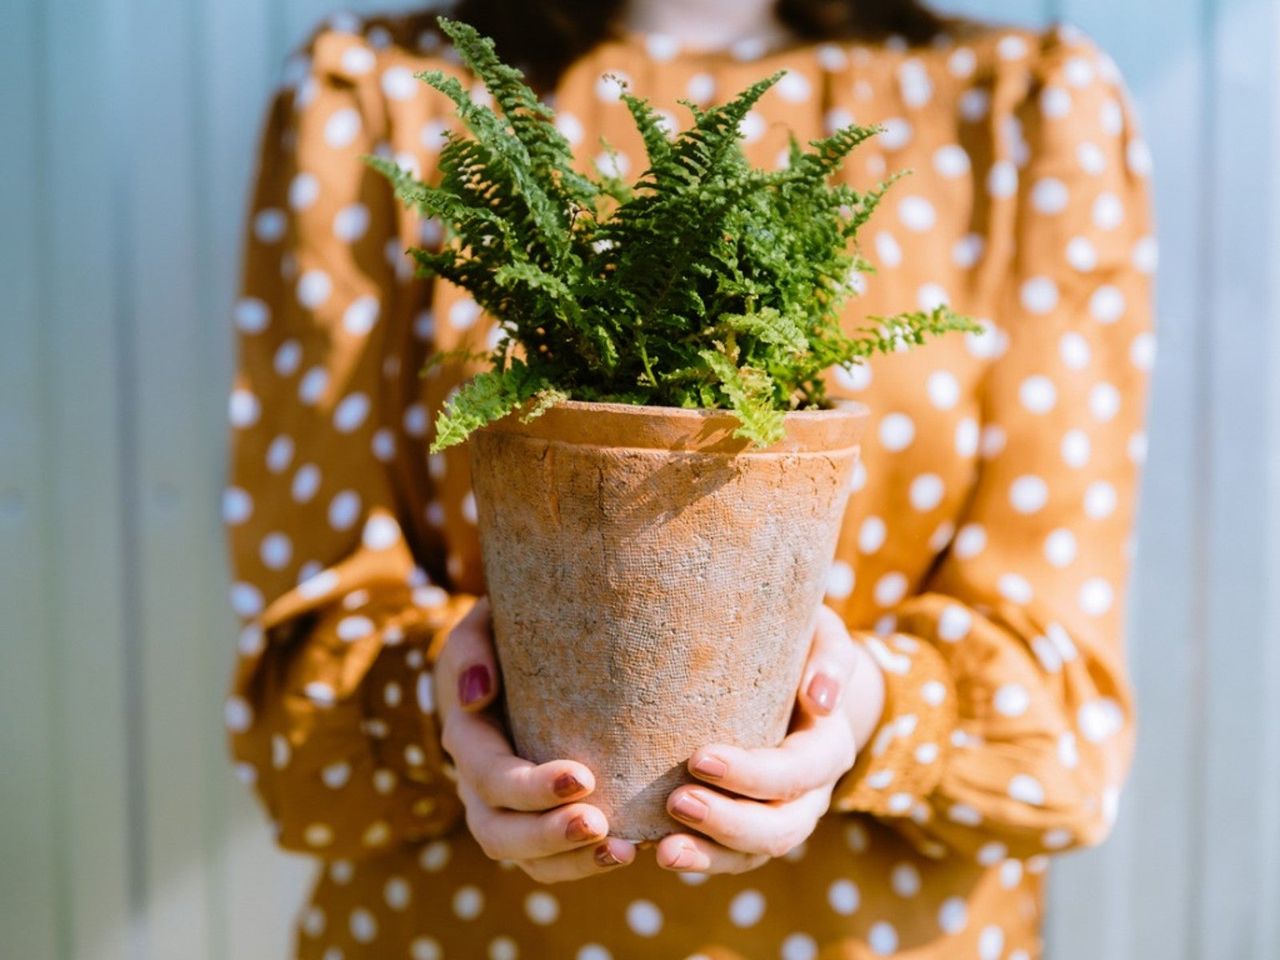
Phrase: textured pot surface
[{"left": 469, "top": 400, "right": 867, "bottom": 841}]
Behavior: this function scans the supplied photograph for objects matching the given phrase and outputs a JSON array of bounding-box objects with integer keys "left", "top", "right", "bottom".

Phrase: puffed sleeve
[
  {"left": 829, "top": 28, "right": 1155, "bottom": 863},
  {"left": 221, "top": 29, "right": 473, "bottom": 859}
]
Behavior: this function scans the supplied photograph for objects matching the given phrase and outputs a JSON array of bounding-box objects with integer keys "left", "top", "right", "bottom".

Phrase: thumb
[{"left": 797, "top": 605, "right": 859, "bottom": 718}]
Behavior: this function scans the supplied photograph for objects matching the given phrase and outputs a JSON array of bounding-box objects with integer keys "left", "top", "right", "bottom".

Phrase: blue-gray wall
[{"left": 3, "top": 1, "right": 1279, "bottom": 957}]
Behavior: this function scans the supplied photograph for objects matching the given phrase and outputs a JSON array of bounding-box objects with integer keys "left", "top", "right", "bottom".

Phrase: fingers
[
  {"left": 443, "top": 706, "right": 595, "bottom": 811},
  {"left": 516, "top": 837, "right": 637, "bottom": 884},
  {"left": 796, "top": 605, "right": 861, "bottom": 719},
  {"left": 655, "top": 833, "right": 769, "bottom": 875},
  {"left": 459, "top": 780, "right": 611, "bottom": 861},
  {"left": 437, "top": 597, "right": 499, "bottom": 713},
  {"left": 666, "top": 783, "right": 831, "bottom": 858},
  {"left": 687, "top": 721, "right": 855, "bottom": 802},
  {"left": 436, "top": 598, "right": 632, "bottom": 882},
  {"left": 685, "top": 606, "right": 859, "bottom": 801},
  {"left": 476, "top": 752, "right": 596, "bottom": 813}
]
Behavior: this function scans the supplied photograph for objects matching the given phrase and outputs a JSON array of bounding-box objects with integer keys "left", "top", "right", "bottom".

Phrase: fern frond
[
  {"left": 430, "top": 360, "right": 553, "bottom": 452},
  {"left": 367, "top": 19, "right": 975, "bottom": 450},
  {"left": 700, "top": 349, "right": 786, "bottom": 445},
  {"left": 619, "top": 88, "right": 674, "bottom": 168}
]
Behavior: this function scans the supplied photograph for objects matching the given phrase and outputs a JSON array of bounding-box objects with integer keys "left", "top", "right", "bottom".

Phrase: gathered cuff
[{"left": 830, "top": 632, "right": 958, "bottom": 821}]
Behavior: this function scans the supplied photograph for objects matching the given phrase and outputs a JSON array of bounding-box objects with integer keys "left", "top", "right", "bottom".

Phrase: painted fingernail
[
  {"left": 458, "top": 665, "right": 491, "bottom": 707},
  {"left": 566, "top": 815, "right": 600, "bottom": 842},
  {"left": 671, "top": 793, "right": 708, "bottom": 824},
  {"left": 553, "top": 772, "right": 586, "bottom": 798},
  {"left": 807, "top": 672, "right": 840, "bottom": 714},
  {"left": 692, "top": 755, "right": 727, "bottom": 780},
  {"left": 594, "top": 842, "right": 622, "bottom": 867},
  {"left": 667, "top": 844, "right": 697, "bottom": 869}
]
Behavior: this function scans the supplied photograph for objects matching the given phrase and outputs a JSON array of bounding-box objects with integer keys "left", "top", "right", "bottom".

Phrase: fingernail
[
  {"left": 807, "top": 672, "right": 840, "bottom": 714},
  {"left": 594, "top": 842, "right": 621, "bottom": 867},
  {"left": 553, "top": 772, "right": 585, "bottom": 798},
  {"left": 458, "top": 665, "right": 491, "bottom": 707},
  {"left": 692, "top": 755, "right": 727, "bottom": 780},
  {"left": 566, "top": 815, "right": 600, "bottom": 842},
  {"left": 667, "top": 844, "right": 697, "bottom": 869},
  {"left": 671, "top": 793, "right": 707, "bottom": 824}
]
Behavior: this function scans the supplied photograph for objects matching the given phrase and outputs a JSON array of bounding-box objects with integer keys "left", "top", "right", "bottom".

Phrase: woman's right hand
[{"left": 434, "top": 598, "right": 637, "bottom": 882}]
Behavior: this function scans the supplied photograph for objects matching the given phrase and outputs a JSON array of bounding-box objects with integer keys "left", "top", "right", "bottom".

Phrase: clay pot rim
[{"left": 481, "top": 398, "right": 869, "bottom": 455}]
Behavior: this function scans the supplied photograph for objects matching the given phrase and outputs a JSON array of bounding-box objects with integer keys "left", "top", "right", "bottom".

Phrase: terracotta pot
[{"left": 468, "top": 399, "right": 868, "bottom": 841}]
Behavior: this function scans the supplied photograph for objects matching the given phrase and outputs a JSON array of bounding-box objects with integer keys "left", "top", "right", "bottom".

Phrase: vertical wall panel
[
  {"left": 1044, "top": 1, "right": 1207, "bottom": 958},
  {"left": 200, "top": 0, "right": 275, "bottom": 402},
  {"left": 123, "top": 0, "right": 220, "bottom": 951},
  {"left": 1197, "top": 2, "right": 1280, "bottom": 959},
  {"left": 1259, "top": 33, "right": 1280, "bottom": 957},
  {"left": 40, "top": 0, "right": 136, "bottom": 955},
  {"left": 197, "top": 4, "right": 291, "bottom": 959},
  {"left": 282, "top": 0, "right": 330, "bottom": 50},
  {"left": 0, "top": 0, "right": 63, "bottom": 957}
]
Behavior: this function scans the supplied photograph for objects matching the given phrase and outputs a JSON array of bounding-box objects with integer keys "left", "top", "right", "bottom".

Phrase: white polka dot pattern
[{"left": 222, "top": 19, "right": 1151, "bottom": 960}]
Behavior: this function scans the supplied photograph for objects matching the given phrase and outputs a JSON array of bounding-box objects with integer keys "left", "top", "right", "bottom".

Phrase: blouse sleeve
[
  {"left": 222, "top": 30, "right": 473, "bottom": 859},
  {"left": 829, "top": 29, "right": 1155, "bottom": 863}
]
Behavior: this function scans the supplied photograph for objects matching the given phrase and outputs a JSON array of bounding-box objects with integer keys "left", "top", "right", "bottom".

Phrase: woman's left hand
[{"left": 658, "top": 605, "right": 886, "bottom": 874}]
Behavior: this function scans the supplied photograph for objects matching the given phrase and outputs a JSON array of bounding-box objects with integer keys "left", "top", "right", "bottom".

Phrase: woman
[{"left": 223, "top": 0, "right": 1154, "bottom": 956}]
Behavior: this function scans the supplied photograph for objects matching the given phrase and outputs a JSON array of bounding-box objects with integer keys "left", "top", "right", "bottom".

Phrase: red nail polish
[
  {"left": 807, "top": 672, "right": 840, "bottom": 714},
  {"left": 566, "top": 815, "right": 600, "bottom": 842},
  {"left": 458, "top": 665, "right": 491, "bottom": 707},
  {"left": 671, "top": 793, "right": 708, "bottom": 824},
  {"left": 553, "top": 772, "right": 585, "bottom": 798},
  {"left": 692, "top": 755, "right": 727, "bottom": 780},
  {"left": 594, "top": 842, "right": 621, "bottom": 867}
]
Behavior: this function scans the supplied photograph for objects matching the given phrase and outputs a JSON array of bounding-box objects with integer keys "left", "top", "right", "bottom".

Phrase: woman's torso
[{"left": 279, "top": 13, "right": 1136, "bottom": 959}]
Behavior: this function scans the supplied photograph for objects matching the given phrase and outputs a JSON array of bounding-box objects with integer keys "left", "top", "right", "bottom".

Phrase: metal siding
[
  {"left": 1197, "top": 2, "right": 1280, "bottom": 959},
  {"left": 0, "top": 0, "right": 63, "bottom": 956},
  {"left": 1045, "top": 0, "right": 1208, "bottom": 956}
]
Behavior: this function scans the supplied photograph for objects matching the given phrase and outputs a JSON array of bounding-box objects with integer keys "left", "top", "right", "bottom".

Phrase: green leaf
[
  {"left": 430, "top": 361, "right": 557, "bottom": 452},
  {"left": 365, "top": 18, "right": 976, "bottom": 450},
  {"left": 700, "top": 349, "right": 786, "bottom": 445}
]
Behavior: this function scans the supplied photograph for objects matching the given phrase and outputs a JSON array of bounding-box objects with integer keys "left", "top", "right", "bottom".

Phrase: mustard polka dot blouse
[{"left": 224, "top": 11, "right": 1154, "bottom": 959}]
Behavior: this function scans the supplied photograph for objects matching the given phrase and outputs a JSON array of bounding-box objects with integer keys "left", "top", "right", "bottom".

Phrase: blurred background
[{"left": 2, "top": 0, "right": 1279, "bottom": 958}]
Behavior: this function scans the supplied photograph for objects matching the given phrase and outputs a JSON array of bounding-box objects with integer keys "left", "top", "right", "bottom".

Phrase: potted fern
[{"left": 371, "top": 18, "right": 974, "bottom": 840}]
